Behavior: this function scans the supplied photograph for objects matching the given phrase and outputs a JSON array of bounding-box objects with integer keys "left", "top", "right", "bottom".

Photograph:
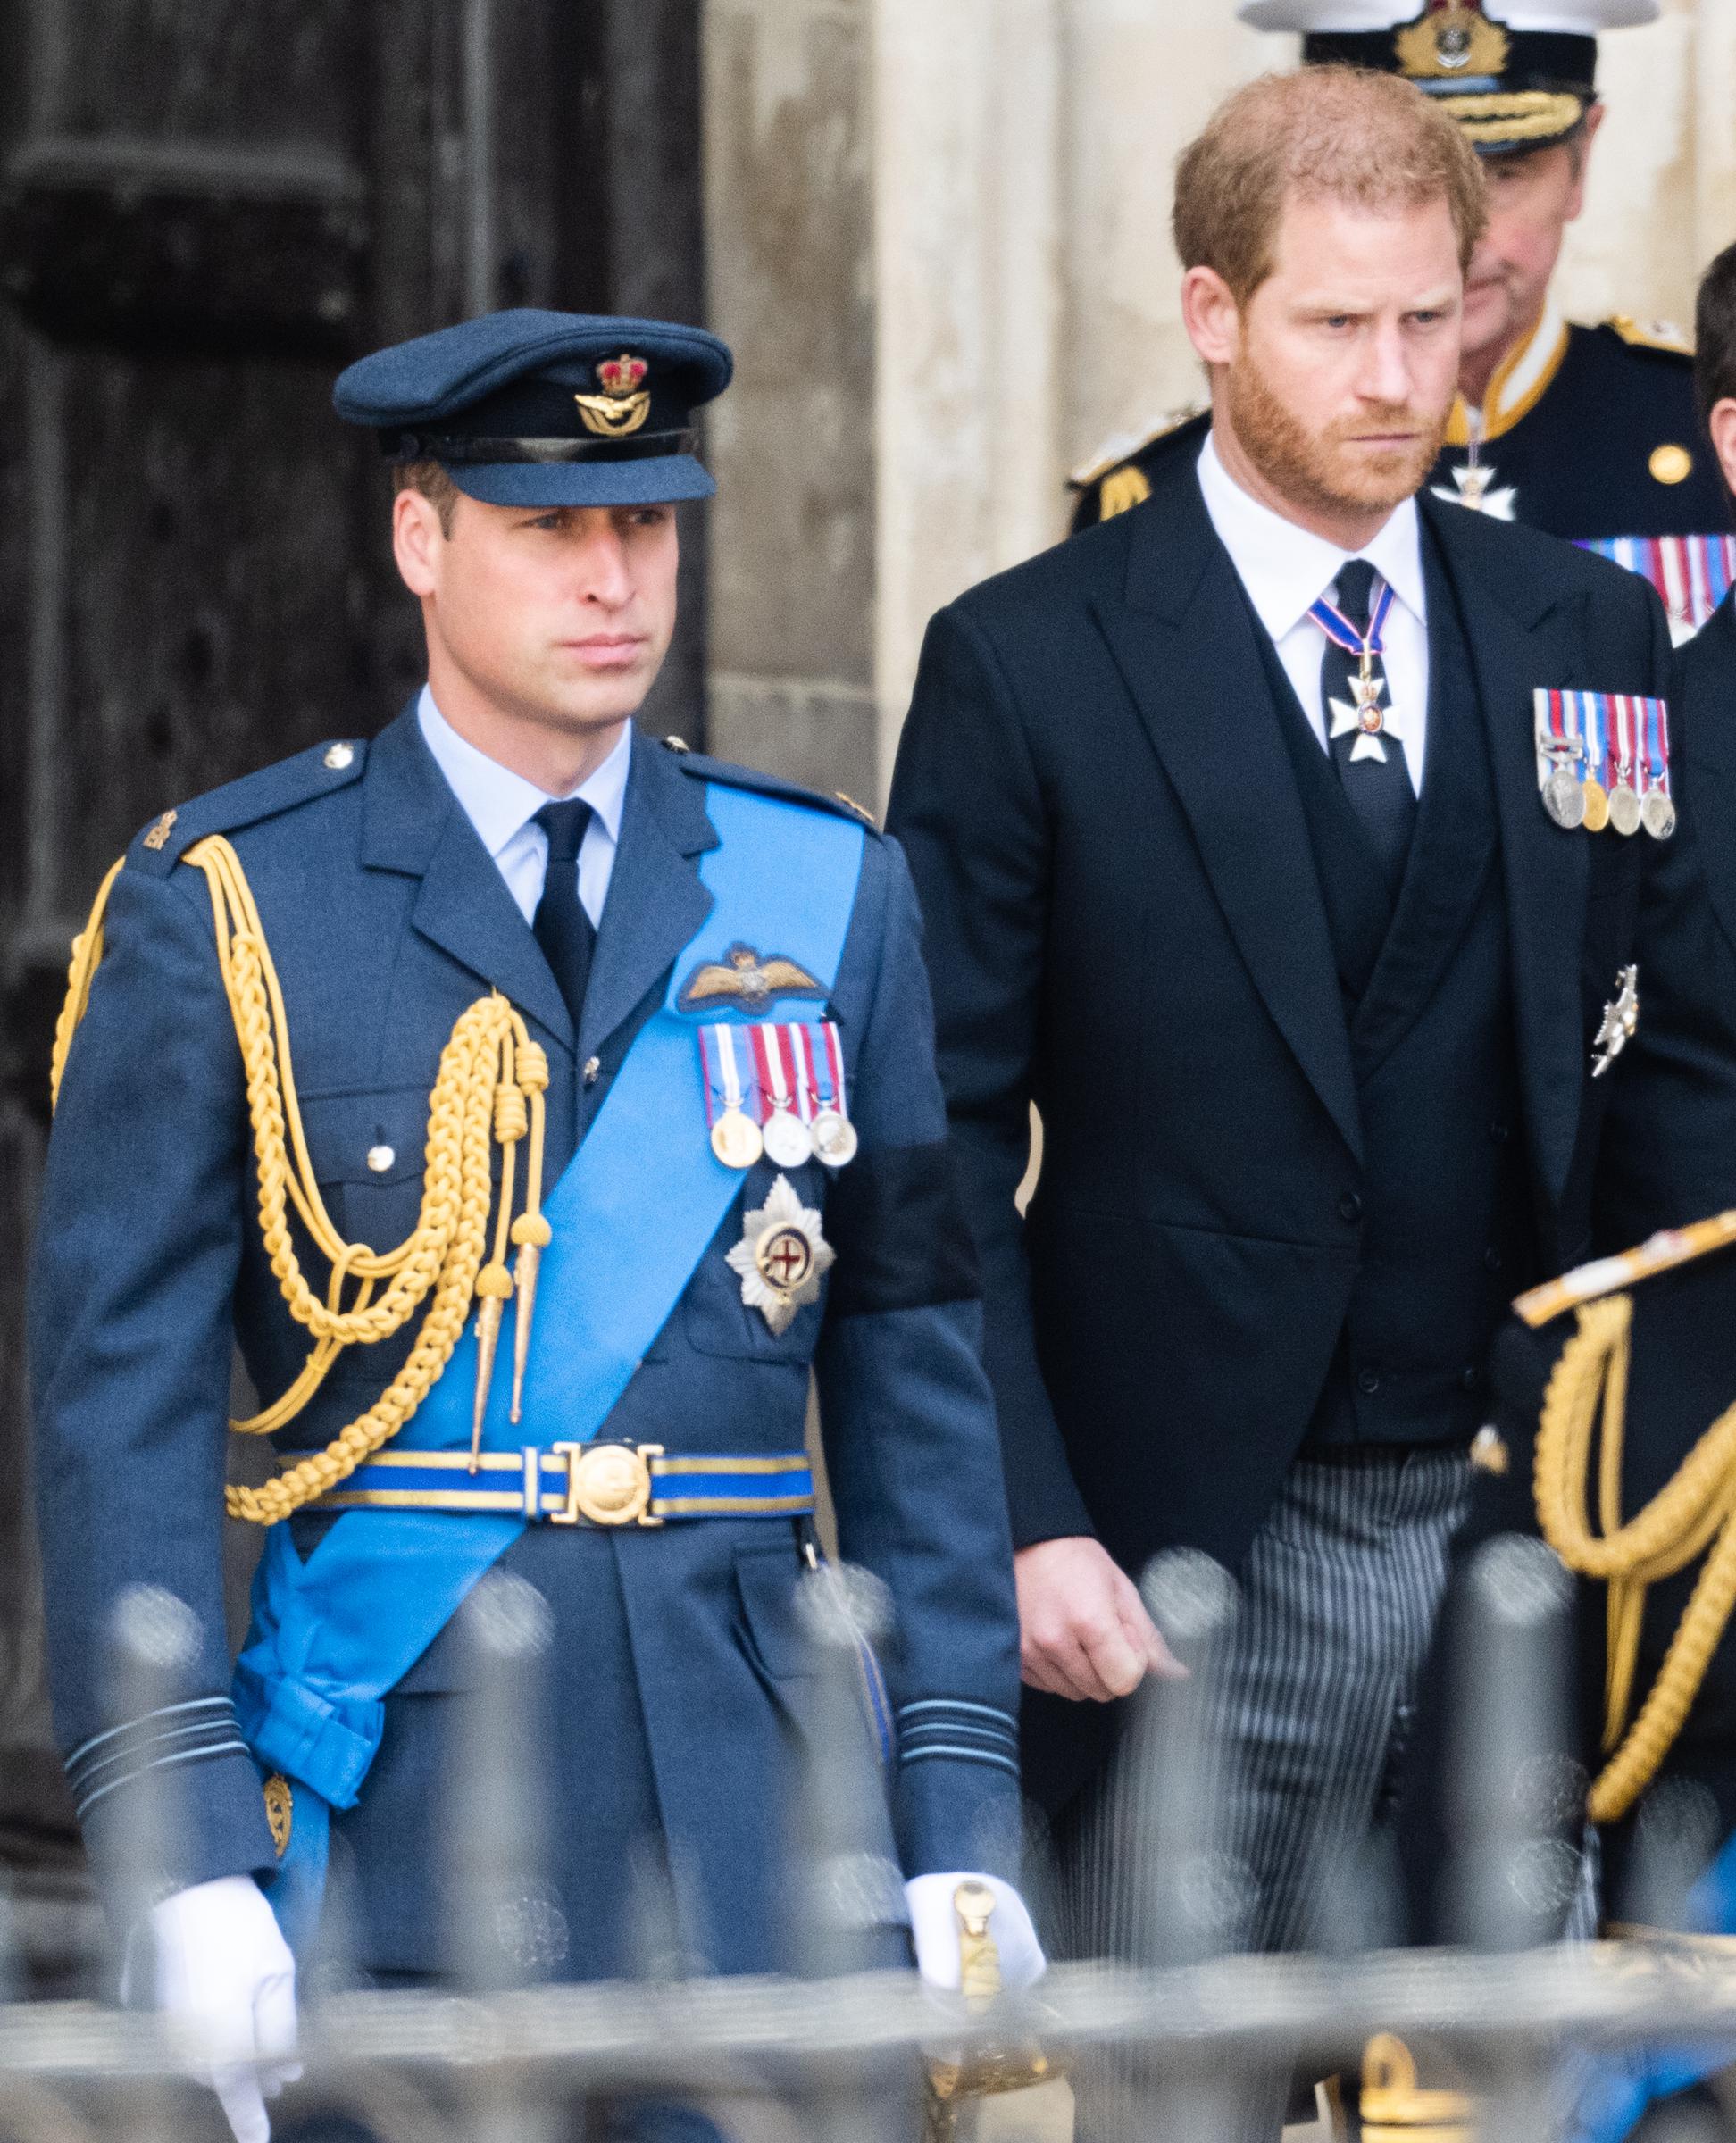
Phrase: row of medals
[
  {"left": 711, "top": 1096, "right": 858, "bottom": 1173},
  {"left": 1543, "top": 747, "right": 1675, "bottom": 841}
]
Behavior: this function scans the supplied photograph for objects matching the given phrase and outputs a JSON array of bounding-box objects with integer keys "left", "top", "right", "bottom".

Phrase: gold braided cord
[
  {"left": 1434, "top": 91, "right": 1586, "bottom": 147},
  {"left": 1533, "top": 1296, "right": 1736, "bottom": 1822},
  {"left": 46, "top": 836, "right": 550, "bottom": 1527},
  {"left": 49, "top": 857, "right": 126, "bottom": 1113}
]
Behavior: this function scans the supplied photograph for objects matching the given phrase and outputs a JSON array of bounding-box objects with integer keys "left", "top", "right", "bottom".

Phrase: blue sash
[{"left": 231, "top": 787, "right": 864, "bottom": 1941}]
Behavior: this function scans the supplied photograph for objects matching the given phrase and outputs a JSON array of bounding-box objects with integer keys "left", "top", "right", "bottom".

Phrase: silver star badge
[
  {"left": 1431, "top": 462, "right": 1517, "bottom": 520},
  {"left": 727, "top": 1173, "right": 835, "bottom": 1334},
  {"left": 1329, "top": 669, "right": 1409, "bottom": 764},
  {"left": 1590, "top": 965, "right": 1640, "bottom": 1080}
]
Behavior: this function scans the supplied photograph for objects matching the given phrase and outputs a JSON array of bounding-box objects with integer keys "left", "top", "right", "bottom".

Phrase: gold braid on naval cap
[
  {"left": 51, "top": 842, "right": 555, "bottom": 1524},
  {"left": 1517, "top": 1213, "right": 1736, "bottom": 1821}
]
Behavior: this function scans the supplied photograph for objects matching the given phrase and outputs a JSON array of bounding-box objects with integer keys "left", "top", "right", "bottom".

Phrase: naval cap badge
[
  {"left": 679, "top": 941, "right": 826, "bottom": 1014},
  {"left": 575, "top": 351, "right": 652, "bottom": 438},
  {"left": 1394, "top": 3, "right": 1510, "bottom": 80},
  {"left": 727, "top": 1173, "right": 835, "bottom": 1335}
]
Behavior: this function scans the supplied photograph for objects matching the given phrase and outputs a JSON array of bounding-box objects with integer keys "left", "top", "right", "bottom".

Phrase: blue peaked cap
[{"left": 332, "top": 309, "right": 733, "bottom": 508}]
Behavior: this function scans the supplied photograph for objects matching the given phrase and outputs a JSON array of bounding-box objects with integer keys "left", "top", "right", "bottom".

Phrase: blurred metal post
[
  {"left": 1449, "top": 1536, "right": 1575, "bottom": 2139},
  {"left": 792, "top": 1557, "right": 906, "bottom": 2143},
  {"left": 1091, "top": 1550, "right": 1245, "bottom": 2143},
  {"left": 107, "top": 1583, "right": 199, "bottom": 2143},
  {"left": 447, "top": 1568, "right": 558, "bottom": 2143}
]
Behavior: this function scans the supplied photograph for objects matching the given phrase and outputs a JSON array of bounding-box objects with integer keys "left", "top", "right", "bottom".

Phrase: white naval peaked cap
[{"left": 1239, "top": 4, "right": 1658, "bottom": 29}]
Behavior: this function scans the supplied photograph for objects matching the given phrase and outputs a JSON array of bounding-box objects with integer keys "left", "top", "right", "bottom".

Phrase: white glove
[
  {"left": 905, "top": 1872, "right": 1047, "bottom": 1991},
  {"left": 127, "top": 1875, "right": 299, "bottom": 2143}
]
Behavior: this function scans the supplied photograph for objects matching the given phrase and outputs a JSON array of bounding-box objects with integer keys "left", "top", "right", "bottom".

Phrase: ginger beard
[{"left": 1223, "top": 330, "right": 1450, "bottom": 527}]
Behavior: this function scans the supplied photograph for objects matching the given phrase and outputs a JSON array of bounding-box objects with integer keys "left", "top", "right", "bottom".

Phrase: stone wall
[{"left": 701, "top": 0, "right": 1736, "bottom": 805}]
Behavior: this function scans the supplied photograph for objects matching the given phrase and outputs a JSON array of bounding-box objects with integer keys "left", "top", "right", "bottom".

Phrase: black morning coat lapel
[
  {"left": 1346, "top": 523, "right": 1498, "bottom": 1080},
  {"left": 1420, "top": 495, "right": 1588, "bottom": 1213},
  {"left": 1089, "top": 460, "right": 1363, "bottom": 1165},
  {"left": 1687, "top": 596, "right": 1736, "bottom": 958}
]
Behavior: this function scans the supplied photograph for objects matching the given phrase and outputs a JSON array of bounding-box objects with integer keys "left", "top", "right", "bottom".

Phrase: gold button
[
  {"left": 366, "top": 1144, "right": 395, "bottom": 1172},
  {"left": 324, "top": 741, "right": 355, "bottom": 770},
  {"left": 1649, "top": 443, "right": 1692, "bottom": 486}
]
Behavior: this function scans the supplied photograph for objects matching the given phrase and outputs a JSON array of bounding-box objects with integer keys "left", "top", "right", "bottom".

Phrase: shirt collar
[
  {"left": 1197, "top": 429, "right": 1427, "bottom": 642},
  {"left": 417, "top": 685, "right": 632, "bottom": 859}
]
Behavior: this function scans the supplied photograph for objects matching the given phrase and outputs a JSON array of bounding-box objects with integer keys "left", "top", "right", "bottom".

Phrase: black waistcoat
[{"left": 1250, "top": 530, "right": 1538, "bottom": 1448}]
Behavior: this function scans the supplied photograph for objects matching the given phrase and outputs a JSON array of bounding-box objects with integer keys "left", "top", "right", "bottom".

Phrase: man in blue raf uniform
[
  {"left": 1078, "top": 4, "right": 1734, "bottom": 645},
  {"left": 30, "top": 309, "right": 1039, "bottom": 2141}
]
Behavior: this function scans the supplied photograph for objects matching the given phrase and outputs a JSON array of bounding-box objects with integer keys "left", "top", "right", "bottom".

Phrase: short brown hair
[
  {"left": 1173, "top": 66, "right": 1488, "bottom": 306},
  {"left": 1696, "top": 239, "right": 1736, "bottom": 423},
  {"left": 393, "top": 457, "right": 462, "bottom": 536}
]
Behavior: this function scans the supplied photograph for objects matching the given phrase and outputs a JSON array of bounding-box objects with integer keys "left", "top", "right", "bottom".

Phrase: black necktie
[
  {"left": 531, "top": 799, "right": 596, "bottom": 1028},
  {"left": 1321, "top": 559, "right": 1417, "bottom": 896}
]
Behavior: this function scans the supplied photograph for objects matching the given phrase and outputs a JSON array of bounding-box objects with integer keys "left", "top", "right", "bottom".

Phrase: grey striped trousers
[{"left": 1204, "top": 1447, "right": 1473, "bottom": 1955}]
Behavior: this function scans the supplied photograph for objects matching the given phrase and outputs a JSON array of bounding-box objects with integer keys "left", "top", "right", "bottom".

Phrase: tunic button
[
  {"left": 1356, "top": 1368, "right": 1381, "bottom": 1396},
  {"left": 1483, "top": 1247, "right": 1503, "bottom": 1273},
  {"left": 324, "top": 741, "right": 355, "bottom": 770},
  {"left": 583, "top": 1055, "right": 601, "bottom": 1087},
  {"left": 1462, "top": 1367, "right": 1480, "bottom": 1392},
  {"left": 1339, "top": 1192, "right": 1363, "bottom": 1223},
  {"left": 366, "top": 1144, "right": 395, "bottom": 1172}
]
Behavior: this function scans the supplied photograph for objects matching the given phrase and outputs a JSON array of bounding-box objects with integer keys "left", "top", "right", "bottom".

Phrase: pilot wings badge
[
  {"left": 678, "top": 941, "right": 826, "bottom": 1014},
  {"left": 1590, "top": 964, "right": 1640, "bottom": 1079},
  {"left": 727, "top": 1174, "right": 835, "bottom": 1334}
]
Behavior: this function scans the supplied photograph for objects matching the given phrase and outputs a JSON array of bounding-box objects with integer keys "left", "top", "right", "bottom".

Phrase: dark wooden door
[{"left": 0, "top": 0, "right": 703, "bottom": 1989}]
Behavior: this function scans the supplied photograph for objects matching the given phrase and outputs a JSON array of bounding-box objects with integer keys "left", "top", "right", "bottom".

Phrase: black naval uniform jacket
[
  {"left": 1072, "top": 323, "right": 1730, "bottom": 554},
  {"left": 888, "top": 448, "right": 1736, "bottom": 1815}
]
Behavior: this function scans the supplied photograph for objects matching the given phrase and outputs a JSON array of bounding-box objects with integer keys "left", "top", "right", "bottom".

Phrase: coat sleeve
[
  {"left": 814, "top": 836, "right": 1025, "bottom": 1882},
  {"left": 885, "top": 603, "right": 1096, "bottom": 1548},
  {"left": 1594, "top": 584, "right": 1736, "bottom": 1247},
  {"left": 29, "top": 857, "right": 280, "bottom": 1905}
]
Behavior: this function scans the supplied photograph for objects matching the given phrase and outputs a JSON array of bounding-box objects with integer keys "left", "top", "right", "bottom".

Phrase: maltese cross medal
[
  {"left": 728, "top": 1173, "right": 836, "bottom": 1334},
  {"left": 1329, "top": 664, "right": 1408, "bottom": 766}
]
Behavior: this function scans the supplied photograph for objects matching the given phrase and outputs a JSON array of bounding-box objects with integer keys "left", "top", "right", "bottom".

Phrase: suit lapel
[
  {"left": 1423, "top": 497, "right": 1587, "bottom": 1211},
  {"left": 577, "top": 731, "right": 718, "bottom": 1063},
  {"left": 361, "top": 705, "right": 575, "bottom": 1050},
  {"left": 1684, "top": 597, "right": 1736, "bottom": 957},
  {"left": 1090, "top": 467, "right": 1361, "bottom": 1163}
]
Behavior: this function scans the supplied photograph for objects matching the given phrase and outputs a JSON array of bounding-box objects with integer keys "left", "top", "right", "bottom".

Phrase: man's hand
[
  {"left": 129, "top": 1875, "right": 299, "bottom": 2143},
  {"left": 1014, "top": 1536, "right": 1184, "bottom": 1701},
  {"left": 905, "top": 1872, "right": 1046, "bottom": 1989}
]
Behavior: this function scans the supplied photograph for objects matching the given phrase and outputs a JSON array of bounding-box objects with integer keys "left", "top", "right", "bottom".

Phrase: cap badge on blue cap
[
  {"left": 1395, "top": 2, "right": 1509, "bottom": 78},
  {"left": 575, "top": 353, "right": 651, "bottom": 439}
]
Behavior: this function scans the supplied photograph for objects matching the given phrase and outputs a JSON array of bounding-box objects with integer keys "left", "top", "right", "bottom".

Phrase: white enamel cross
[{"left": 1329, "top": 667, "right": 1408, "bottom": 765}]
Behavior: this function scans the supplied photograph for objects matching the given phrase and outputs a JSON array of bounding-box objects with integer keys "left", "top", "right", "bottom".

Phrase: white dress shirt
[
  {"left": 417, "top": 685, "right": 630, "bottom": 928},
  {"left": 1196, "top": 430, "right": 1431, "bottom": 796}
]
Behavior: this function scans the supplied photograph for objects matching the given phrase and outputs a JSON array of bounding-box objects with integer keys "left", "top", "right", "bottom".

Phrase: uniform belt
[{"left": 284, "top": 1442, "right": 814, "bottom": 1528}]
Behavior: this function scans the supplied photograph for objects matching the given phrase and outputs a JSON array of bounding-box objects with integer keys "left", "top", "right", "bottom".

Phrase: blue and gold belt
[{"left": 288, "top": 1441, "right": 814, "bottom": 1529}]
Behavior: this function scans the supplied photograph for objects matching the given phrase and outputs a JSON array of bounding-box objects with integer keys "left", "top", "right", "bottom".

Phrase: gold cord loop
[
  {"left": 49, "top": 839, "right": 552, "bottom": 1526},
  {"left": 1534, "top": 1296, "right": 1736, "bottom": 1822}
]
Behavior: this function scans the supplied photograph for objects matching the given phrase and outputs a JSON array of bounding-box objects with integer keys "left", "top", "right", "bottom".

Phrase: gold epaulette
[
  {"left": 1067, "top": 404, "right": 1206, "bottom": 492},
  {"left": 1514, "top": 1209, "right": 1736, "bottom": 1329},
  {"left": 1609, "top": 313, "right": 1694, "bottom": 357}
]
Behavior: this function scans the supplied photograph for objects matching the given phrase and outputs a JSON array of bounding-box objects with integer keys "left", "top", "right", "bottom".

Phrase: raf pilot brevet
[
  {"left": 1532, "top": 691, "right": 1675, "bottom": 839},
  {"left": 1312, "top": 574, "right": 1407, "bottom": 764}
]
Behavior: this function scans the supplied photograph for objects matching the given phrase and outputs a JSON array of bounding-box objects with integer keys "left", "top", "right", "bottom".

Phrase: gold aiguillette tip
[
  {"left": 510, "top": 1241, "right": 543, "bottom": 1423},
  {"left": 469, "top": 1264, "right": 514, "bottom": 1470}
]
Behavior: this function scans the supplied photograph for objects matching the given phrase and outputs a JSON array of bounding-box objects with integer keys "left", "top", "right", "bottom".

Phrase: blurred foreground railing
[{"left": 1, "top": 1538, "right": 1731, "bottom": 2139}]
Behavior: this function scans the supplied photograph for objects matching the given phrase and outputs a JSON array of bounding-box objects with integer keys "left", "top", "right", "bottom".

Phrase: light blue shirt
[{"left": 416, "top": 686, "right": 630, "bottom": 929}]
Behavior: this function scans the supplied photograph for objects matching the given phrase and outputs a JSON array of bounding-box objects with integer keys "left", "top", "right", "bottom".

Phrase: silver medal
[
  {"left": 1608, "top": 782, "right": 1641, "bottom": 838},
  {"left": 1641, "top": 789, "right": 1676, "bottom": 840},
  {"left": 811, "top": 1109, "right": 859, "bottom": 1169},
  {"left": 763, "top": 1106, "right": 814, "bottom": 1168},
  {"left": 1543, "top": 765, "right": 1586, "bottom": 830}
]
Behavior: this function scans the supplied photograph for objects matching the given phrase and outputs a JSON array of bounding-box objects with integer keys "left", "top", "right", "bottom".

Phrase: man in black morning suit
[{"left": 887, "top": 63, "right": 1736, "bottom": 1980}]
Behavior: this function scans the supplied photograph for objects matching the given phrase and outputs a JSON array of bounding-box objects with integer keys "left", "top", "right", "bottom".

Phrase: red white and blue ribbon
[
  {"left": 1577, "top": 535, "right": 1736, "bottom": 638},
  {"left": 1308, "top": 575, "right": 1398, "bottom": 663}
]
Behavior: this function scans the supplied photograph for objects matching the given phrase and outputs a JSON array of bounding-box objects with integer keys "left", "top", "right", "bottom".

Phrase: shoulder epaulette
[
  {"left": 126, "top": 738, "right": 369, "bottom": 874},
  {"left": 1068, "top": 404, "right": 1208, "bottom": 492},
  {"left": 667, "top": 744, "right": 882, "bottom": 835},
  {"left": 1514, "top": 1209, "right": 1736, "bottom": 1329},
  {"left": 1607, "top": 313, "right": 1694, "bottom": 358}
]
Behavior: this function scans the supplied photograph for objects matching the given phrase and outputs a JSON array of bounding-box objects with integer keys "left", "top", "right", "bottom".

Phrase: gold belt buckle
[{"left": 549, "top": 1440, "right": 664, "bottom": 1527}]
